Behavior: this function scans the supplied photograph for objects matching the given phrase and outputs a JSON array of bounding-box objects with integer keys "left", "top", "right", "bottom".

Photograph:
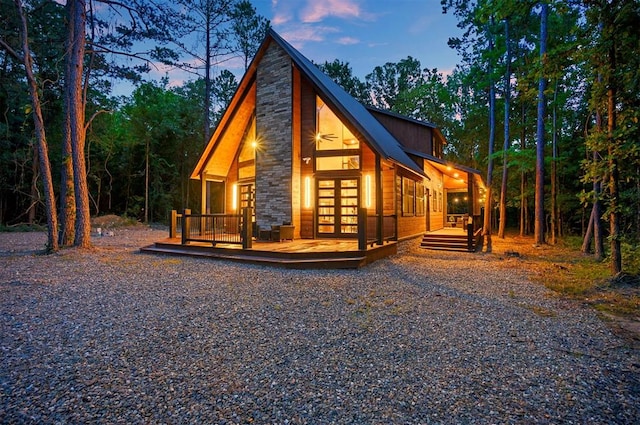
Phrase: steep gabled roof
[{"left": 268, "top": 30, "right": 425, "bottom": 177}]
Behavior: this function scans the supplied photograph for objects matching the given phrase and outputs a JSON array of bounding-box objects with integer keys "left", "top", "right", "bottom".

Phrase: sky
[
  {"left": 116, "top": 0, "right": 464, "bottom": 95},
  {"left": 253, "top": 0, "right": 463, "bottom": 78}
]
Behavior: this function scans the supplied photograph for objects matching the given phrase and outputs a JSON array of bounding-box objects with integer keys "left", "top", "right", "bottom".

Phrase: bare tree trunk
[
  {"left": 204, "top": 5, "right": 212, "bottom": 145},
  {"left": 534, "top": 3, "right": 548, "bottom": 246},
  {"left": 59, "top": 1, "right": 76, "bottom": 247},
  {"left": 498, "top": 18, "right": 511, "bottom": 239},
  {"left": 581, "top": 205, "right": 595, "bottom": 253},
  {"left": 483, "top": 16, "right": 496, "bottom": 253},
  {"left": 550, "top": 78, "right": 558, "bottom": 245},
  {"left": 14, "top": 0, "right": 58, "bottom": 251},
  {"left": 67, "top": 0, "right": 91, "bottom": 248},
  {"left": 28, "top": 143, "right": 38, "bottom": 224}
]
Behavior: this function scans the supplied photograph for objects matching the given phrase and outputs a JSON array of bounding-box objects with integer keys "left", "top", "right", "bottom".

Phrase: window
[
  {"left": 402, "top": 177, "right": 415, "bottom": 216},
  {"left": 416, "top": 182, "right": 425, "bottom": 216},
  {"left": 315, "top": 96, "right": 360, "bottom": 171},
  {"left": 238, "top": 116, "right": 256, "bottom": 180}
]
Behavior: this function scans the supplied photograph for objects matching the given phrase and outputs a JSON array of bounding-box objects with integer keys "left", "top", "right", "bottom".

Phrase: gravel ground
[{"left": 1, "top": 229, "right": 639, "bottom": 424}]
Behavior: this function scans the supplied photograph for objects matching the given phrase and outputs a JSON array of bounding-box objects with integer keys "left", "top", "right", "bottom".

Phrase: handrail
[{"left": 170, "top": 209, "right": 252, "bottom": 248}]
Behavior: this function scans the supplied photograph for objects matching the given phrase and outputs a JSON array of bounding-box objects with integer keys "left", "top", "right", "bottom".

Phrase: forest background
[{"left": 0, "top": 0, "right": 638, "bottom": 276}]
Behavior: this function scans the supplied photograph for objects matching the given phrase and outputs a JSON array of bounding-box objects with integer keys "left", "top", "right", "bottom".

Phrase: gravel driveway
[{"left": 1, "top": 229, "right": 639, "bottom": 424}]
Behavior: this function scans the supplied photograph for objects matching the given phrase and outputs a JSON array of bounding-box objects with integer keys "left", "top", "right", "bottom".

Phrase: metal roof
[{"left": 268, "top": 30, "right": 426, "bottom": 177}]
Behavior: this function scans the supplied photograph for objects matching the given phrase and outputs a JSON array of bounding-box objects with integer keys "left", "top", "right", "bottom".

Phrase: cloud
[
  {"left": 280, "top": 24, "right": 339, "bottom": 48},
  {"left": 337, "top": 36, "right": 359, "bottom": 45},
  {"left": 301, "top": 0, "right": 364, "bottom": 23}
]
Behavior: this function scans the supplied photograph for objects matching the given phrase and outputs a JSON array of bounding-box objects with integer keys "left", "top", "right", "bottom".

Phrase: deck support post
[
  {"left": 467, "top": 222, "right": 473, "bottom": 251},
  {"left": 170, "top": 210, "right": 177, "bottom": 239},
  {"left": 358, "top": 207, "right": 367, "bottom": 251},
  {"left": 182, "top": 208, "right": 191, "bottom": 245},
  {"left": 242, "top": 207, "right": 252, "bottom": 249}
]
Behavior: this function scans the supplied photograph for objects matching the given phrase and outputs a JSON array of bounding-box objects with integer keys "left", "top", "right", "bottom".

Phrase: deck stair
[{"left": 420, "top": 232, "right": 473, "bottom": 252}]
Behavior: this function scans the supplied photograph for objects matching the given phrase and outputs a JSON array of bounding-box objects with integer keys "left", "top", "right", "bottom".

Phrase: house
[{"left": 147, "top": 29, "right": 485, "bottom": 267}]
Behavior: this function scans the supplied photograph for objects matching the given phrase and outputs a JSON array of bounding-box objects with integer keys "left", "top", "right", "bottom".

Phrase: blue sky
[
  {"left": 254, "top": 0, "right": 463, "bottom": 79},
  {"left": 117, "top": 0, "right": 463, "bottom": 95}
]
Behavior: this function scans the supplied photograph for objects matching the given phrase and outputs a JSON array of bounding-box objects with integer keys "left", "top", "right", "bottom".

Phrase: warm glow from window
[
  {"left": 304, "top": 176, "right": 311, "bottom": 208},
  {"left": 365, "top": 174, "right": 372, "bottom": 208},
  {"left": 232, "top": 184, "right": 238, "bottom": 210}
]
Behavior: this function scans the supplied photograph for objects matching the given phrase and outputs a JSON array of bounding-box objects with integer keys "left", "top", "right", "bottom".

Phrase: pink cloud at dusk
[{"left": 300, "top": 0, "right": 365, "bottom": 23}]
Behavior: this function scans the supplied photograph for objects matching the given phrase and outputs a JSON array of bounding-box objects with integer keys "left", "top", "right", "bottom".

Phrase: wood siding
[
  {"left": 299, "top": 72, "right": 316, "bottom": 238},
  {"left": 370, "top": 110, "right": 435, "bottom": 157}
]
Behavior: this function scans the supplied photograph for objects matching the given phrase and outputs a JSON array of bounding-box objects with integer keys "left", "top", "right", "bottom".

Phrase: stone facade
[{"left": 255, "top": 42, "right": 293, "bottom": 229}]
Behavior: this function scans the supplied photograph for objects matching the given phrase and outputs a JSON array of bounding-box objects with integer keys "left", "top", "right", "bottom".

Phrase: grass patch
[{"left": 497, "top": 233, "right": 640, "bottom": 319}]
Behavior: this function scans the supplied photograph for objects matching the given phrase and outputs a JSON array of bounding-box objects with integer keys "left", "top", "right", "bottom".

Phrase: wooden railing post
[
  {"left": 358, "top": 207, "right": 367, "bottom": 251},
  {"left": 467, "top": 222, "right": 473, "bottom": 251},
  {"left": 242, "top": 207, "right": 252, "bottom": 249},
  {"left": 170, "top": 210, "right": 177, "bottom": 239},
  {"left": 181, "top": 208, "right": 191, "bottom": 245}
]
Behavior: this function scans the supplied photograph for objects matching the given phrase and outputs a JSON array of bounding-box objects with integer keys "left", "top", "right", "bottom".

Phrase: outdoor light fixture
[
  {"left": 365, "top": 174, "right": 372, "bottom": 208},
  {"left": 232, "top": 184, "right": 238, "bottom": 210},
  {"left": 251, "top": 140, "right": 258, "bottom": 149},
  {"left": 304, "top": 176, "right": 311, "bottom": 208}
]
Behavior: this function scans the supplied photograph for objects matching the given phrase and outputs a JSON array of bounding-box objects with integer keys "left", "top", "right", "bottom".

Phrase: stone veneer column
[{"left": 255, "top": 41, "right": 292, "bottom": 230}]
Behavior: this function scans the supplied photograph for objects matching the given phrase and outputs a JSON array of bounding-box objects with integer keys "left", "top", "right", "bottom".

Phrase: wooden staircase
[{"left": 420, "top": 232, "right": 475, "bottom": 252}]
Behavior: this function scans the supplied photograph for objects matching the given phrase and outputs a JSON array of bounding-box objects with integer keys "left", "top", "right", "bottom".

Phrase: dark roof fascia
[
  {"left": 404, "top": 147, "right": 482, "bottom": 176},
  {"left": 267, "top": 30, "right": 426, "bottom": 177}
]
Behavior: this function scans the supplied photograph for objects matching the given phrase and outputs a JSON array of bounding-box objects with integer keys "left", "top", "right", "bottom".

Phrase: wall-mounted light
[
  {"left": 251, "top": 140, "right": 258, "bottom": 149},
  {"left": 365, "top": 174, "right": 372, "bottom": 208},
  {"left": 304, "top": 176, "right": 311, "bottom": 209},
  {"left": 232, "top": 184, "right": 238, "bottom": 211}
]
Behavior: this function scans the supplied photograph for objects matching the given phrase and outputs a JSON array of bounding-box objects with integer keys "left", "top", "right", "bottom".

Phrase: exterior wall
[
  {"left": 395, "top": 170, "right": 427, "bottom": 240},
  {"left": 361, "top": 142, "right": 377, "bottom": 210},
  {"left": 299, "top": 74, "right": 315, "bottom": 238},
  {"left": 424, "top": 162, "right": 445, "bottom": 230},
  {"left": 225, "top": 161, "right": 239, "bottom": 214},
  {"left": 370, "top": 110, "right": 437, "bottom": 157},
  {"left": 255, "top": 41, "right": 293, "bottom": 229}
]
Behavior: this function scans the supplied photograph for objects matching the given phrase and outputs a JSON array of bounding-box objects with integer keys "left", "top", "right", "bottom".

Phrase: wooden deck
[{"left": 140, "top": 237, "right": 397, "bottom": 269}]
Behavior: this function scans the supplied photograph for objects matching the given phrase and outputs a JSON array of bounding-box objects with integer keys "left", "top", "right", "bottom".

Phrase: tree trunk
[
  {"left": 498, "top": 18, "right": 511, "bottom": 239},
  {"left": 581, "top": 205, "right": 595, "bottom": 253},
  {"left": 483, "top": 17, "right": 496, "bottom": 253},
  {"left": 28, "top": 142, "right": 38, "bottom": 224},
  {"left": 534, "top": 3, "right": 548, "bottom": 246},
  {"left": 204, "top": 5, "right": 212, "bottom": 145},
  {"left": 59, "top": 2, "right": 76, "bottom": 247},
  {"left": 67, "top": 0, "right": 91, "bottom": 248},
  {"left": 15, "top": 0, "right": 58, "bottom": 251},
  {"left": 550, "top": 78, "right": 558, "bottom": 245}
]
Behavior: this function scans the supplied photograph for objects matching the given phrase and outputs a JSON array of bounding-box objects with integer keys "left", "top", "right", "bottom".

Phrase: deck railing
[
  {"left": 170, "top": 209, "right": 252, "bottom": 249},
  {"left": 361, "top": 209, "right": 397, "bottom": 249}
]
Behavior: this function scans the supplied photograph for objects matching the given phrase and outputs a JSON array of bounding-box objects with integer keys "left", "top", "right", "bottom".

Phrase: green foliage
[{"left": 621, "top": 242, "right": 640, "bottom": 276}]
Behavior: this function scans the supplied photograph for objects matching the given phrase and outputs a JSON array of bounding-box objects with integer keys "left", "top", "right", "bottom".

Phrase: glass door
[{"left": 317, "top": 178, "right": 359, "bottom": 237}]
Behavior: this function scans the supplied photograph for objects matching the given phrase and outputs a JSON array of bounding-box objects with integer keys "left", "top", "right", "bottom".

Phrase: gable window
[
  {"left": 238, "top": 116, "right": 256, "bottom": 180},
  {"left": 402, "top": 177, "right": 415, "bottom": 216},
  {"left": 315, "top": 96, "right": 360, "bottom": 171}
]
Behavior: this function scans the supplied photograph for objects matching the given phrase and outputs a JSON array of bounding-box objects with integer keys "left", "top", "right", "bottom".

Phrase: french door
[{"left": 317, "top": 178, "right": 359, "bottom": 237}]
